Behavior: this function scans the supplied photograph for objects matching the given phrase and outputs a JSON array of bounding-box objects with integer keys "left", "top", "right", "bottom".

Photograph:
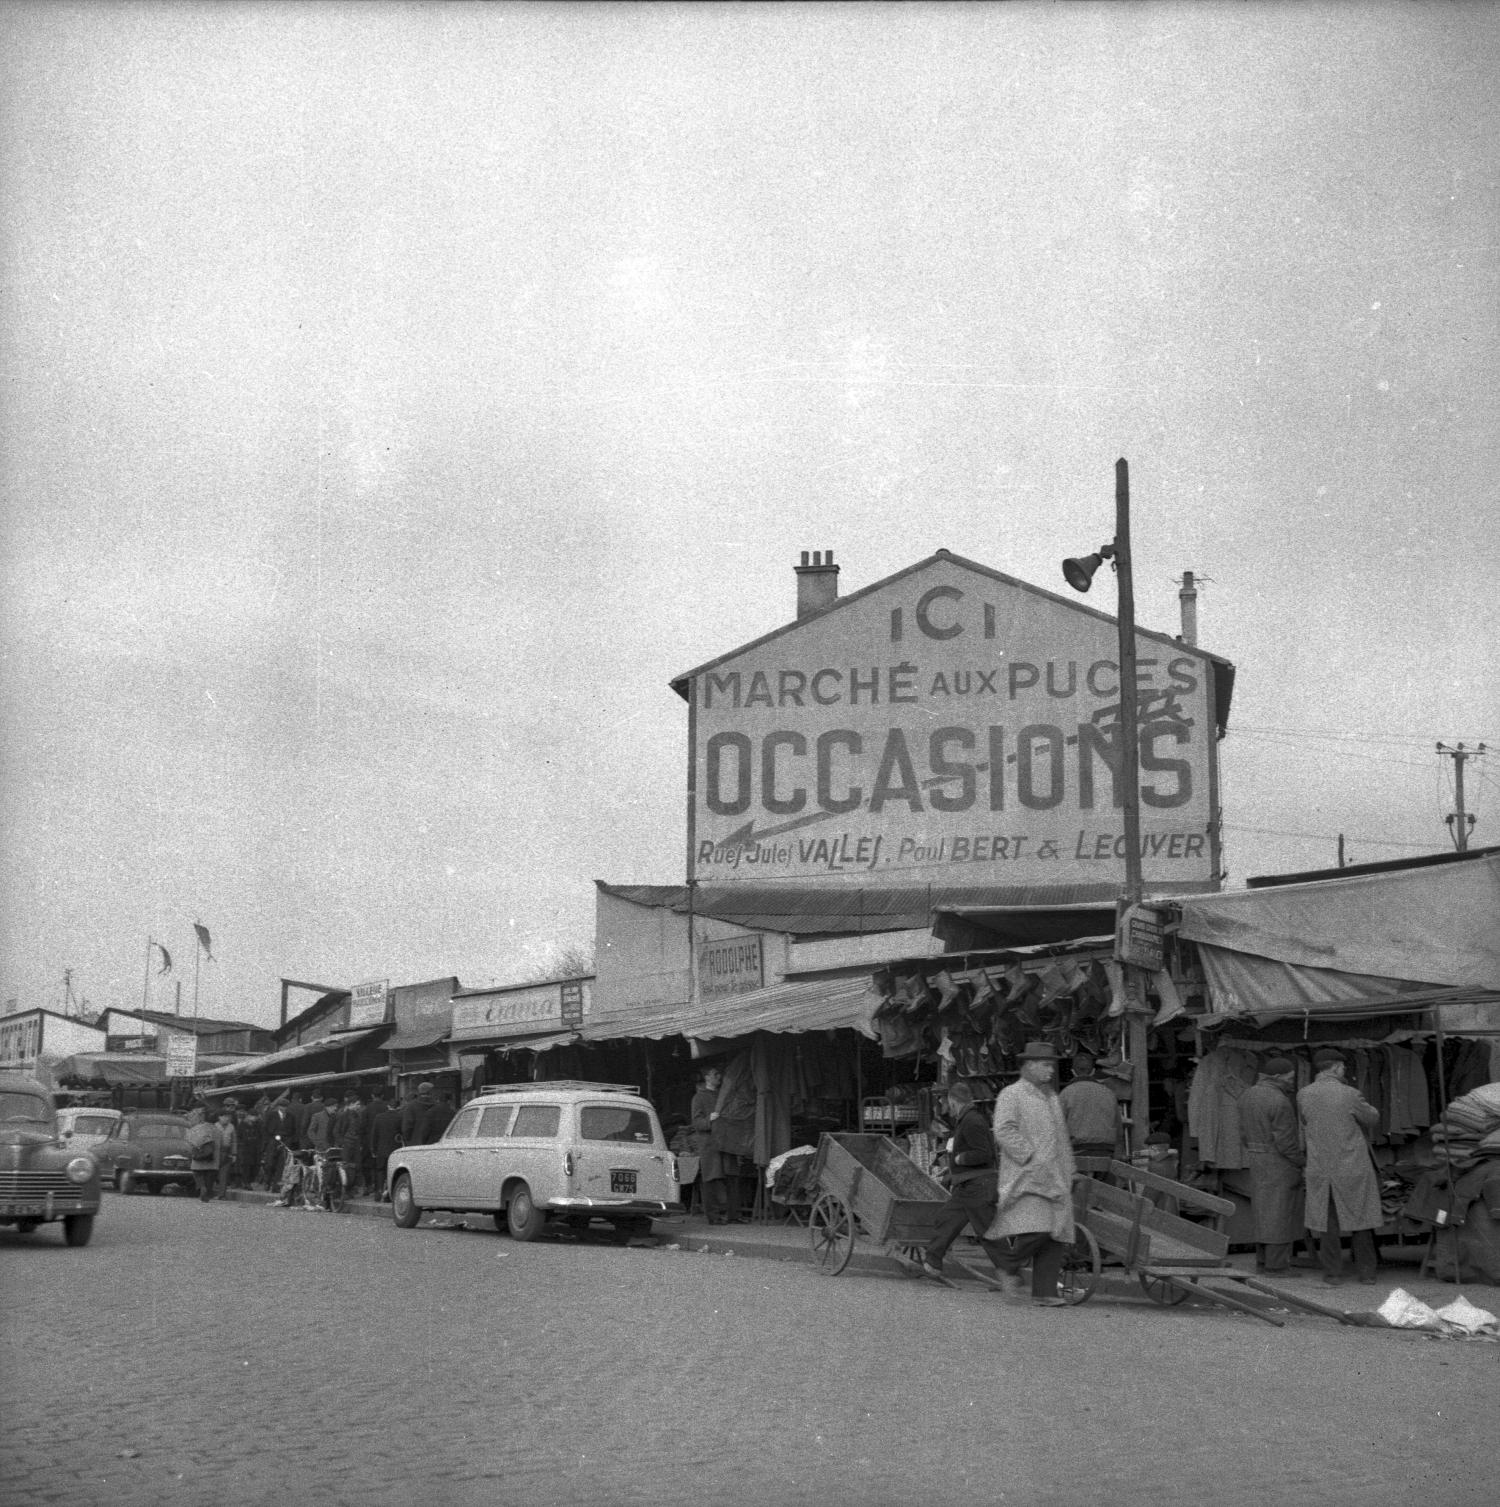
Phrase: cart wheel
[
  {"left": 1139, "top": 1272, "right": 1190, "bottom": 1306},
  {"left": 808, "top": 1193, "right": 855, "bottom": 1276},
  {"left": 1060, "top": 1224, "right": 1101, "bottom": 1305}
]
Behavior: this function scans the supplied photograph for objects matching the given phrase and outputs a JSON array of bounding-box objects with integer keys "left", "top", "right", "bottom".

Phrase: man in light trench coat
[
  {"left": 1297, "top": 1048, "right": 1381, "bottom": 1286},
  {"left": 1238, "top": 1055, "right": 1305, "bottom": 1277},
  {"left": 986, "top": 1041, "right": 1077, "bottom": 1307}
]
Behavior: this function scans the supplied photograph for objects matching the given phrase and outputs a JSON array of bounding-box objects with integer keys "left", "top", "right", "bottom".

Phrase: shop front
[{"left": 447, "top": 977, "right": 589, "bottom": 1095}]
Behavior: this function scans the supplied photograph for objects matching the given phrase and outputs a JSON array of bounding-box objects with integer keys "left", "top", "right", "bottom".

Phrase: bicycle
[{"left": 317, "top": 1147, "right": 350, "bottom": 1213}]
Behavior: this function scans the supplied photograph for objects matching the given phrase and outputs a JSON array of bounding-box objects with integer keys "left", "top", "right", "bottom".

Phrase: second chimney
[{"left": 795, "top": 550, "right": 840, "bottom": 619}]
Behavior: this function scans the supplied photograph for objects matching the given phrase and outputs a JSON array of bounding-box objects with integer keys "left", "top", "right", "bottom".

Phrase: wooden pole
[{"left": 1114, "top": 459, "right": 1151, "bottom": 1155}]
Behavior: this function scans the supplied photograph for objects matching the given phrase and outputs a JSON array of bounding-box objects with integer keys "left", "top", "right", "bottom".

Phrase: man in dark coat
[
  {"left": 259, "top": 1092, "right": 298, "bottom": 1188},
  {"left": 918, "top": 1081, "right": 1011, "bottom": 1281},
  {"left": 1238, "top": 1056, "right": 1305, "bottom": 1277},
  {"left": 368, "top": 1094, "right": 402, "bottom": 1201},
  {"left": 399, "top": 1081, "right": 451, "bottom": 1146},
  {"left": 1298, "top": 1049, "right": 1381, "bottom": 1286}
]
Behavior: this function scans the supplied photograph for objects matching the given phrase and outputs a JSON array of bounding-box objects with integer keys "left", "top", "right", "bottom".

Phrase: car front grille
[{"left": 0, "top": 1169, "right": 87, "bottom": 1200}]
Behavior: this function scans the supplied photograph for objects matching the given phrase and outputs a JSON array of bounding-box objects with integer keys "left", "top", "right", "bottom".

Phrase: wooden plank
[
  {"left": 1172, "top": 1279, "right": 1286, "bottom": 1327},
  {"left": 1240, "top": 1276, "right": 1360, "bottom": 1326},
  {"left": 1102, "top": 1160, "right": 1235, "bottom": 1218},
  {"left": 1079, "top": 1207, "right": 1152, "bottom": 1264},
  {"left": 1081, "top": 1178, "right": 1228, "bottom": 1258},
  {"left": 1133, "top": 1204, "right": 1230, "bottom": 1261}
]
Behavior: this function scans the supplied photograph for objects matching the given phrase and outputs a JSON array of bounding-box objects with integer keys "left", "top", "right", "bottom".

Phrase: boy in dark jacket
[{"left": 919, "top": 1081, "right": 1011, "bottom": 1280}]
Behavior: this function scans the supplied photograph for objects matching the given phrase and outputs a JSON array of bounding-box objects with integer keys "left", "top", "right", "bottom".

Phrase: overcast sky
[{"left": 2, "top": 1, "right": 1497, "bottom": 1031}]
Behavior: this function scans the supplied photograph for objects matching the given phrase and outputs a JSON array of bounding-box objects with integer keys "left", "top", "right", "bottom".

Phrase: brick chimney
[{"left": 795, "top": 550, "right": 840, "bottom": 619}]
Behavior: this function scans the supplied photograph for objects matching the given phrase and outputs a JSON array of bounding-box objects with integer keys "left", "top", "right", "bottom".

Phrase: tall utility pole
[{"left": 1438, "top": 742, "right": 1487, "bottom": 852}]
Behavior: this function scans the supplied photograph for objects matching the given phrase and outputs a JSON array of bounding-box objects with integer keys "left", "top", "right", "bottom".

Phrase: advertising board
[
  {"left": 349, "top": 979, "right": 390, "bottom": 1030},
  {"left": 681, "top": 553, "right": 1223, "bottom": 892},
  {"left": 450, "top": 980, "right": 592, "bottom": 1043},
  {"left": 163, "top": 1030, "right": 198, "bottom": 1078}
]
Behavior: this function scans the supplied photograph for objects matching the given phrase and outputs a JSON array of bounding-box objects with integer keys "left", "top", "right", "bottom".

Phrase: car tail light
[
  {"left": 563, "top": 1151, "right": 574, "bottom": 1178},
  {"left": 143, "top": 1154, "right": 154, "bottom": 1168}
]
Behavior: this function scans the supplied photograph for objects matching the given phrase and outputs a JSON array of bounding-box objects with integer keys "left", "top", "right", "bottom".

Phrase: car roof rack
[{"left": 479, "top": 1080, "right": 641, "bottom": 1096}]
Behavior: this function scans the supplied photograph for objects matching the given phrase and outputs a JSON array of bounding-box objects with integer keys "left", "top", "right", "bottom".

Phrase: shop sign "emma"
[{"left": 676, "top": 553, "right": 1228, "bottom": 892}]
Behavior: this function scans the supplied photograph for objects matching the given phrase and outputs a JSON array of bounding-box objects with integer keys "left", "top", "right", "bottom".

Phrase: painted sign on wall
[
  {"left": 450, "top": 980, "right": 592, "bottom": 1042},
  {"left": 698, "top": 934, "right": 765, "bottom": 998},
  {"left": 681, "top": 553, "right": 1224, "bottom": 891}
]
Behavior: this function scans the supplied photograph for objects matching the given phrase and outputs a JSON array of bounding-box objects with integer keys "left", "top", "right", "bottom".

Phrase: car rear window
[
  {"left": 579, "top": 1105, "right": 655, "bottom": 1144},
  {"left": 509, "top": 1105, "right": 560, "bottom": 1138},
  {"left": 72, "top": 1115, "right": 117, "bottom": 1135},
  {"left": 139, "top": 1121, "right": 187, "bottom": 1140},
  {"left": 0, "top": 1091, "right": 50, "bottom": 1123}
]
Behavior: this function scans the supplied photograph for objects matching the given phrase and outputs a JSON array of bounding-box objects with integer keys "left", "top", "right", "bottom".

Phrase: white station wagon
[{"left": 386, "top": 1081, "right": 682, "bottom": 1242}]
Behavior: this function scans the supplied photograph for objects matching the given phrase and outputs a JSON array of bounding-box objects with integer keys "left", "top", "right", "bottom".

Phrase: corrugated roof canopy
[
  {"left": 582, "top": 975, "right": 881, "bottom": 1043},
  {"left": 383, "top": 1019, "right": 452, "bottom": 1052},
  {"left": 197, "top": 1026, "right": 388, "bottom": 1080}
]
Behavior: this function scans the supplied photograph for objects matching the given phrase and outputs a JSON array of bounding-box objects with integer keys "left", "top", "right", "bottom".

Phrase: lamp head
[{"left": 1062, "top": 544, "right": 1115, "bottom": 593}]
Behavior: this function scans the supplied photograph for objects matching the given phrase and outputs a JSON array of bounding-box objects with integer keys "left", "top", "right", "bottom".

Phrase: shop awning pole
[{"left": 1429, "top": 1005, "right": 1465, "bottom": 1294}]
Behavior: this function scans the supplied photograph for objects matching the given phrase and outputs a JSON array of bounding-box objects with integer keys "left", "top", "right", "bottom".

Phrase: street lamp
[{"left": 1063, "top": 457, "right": 1149, "bottom": 1152}]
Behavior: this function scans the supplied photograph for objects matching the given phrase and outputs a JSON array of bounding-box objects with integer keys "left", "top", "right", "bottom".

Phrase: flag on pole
[
  {"left": 194, "top": 922, "right": 213, "bottom": 961},
  {"left": 156, "top": 943, "right": 173, "bottom": 974}
]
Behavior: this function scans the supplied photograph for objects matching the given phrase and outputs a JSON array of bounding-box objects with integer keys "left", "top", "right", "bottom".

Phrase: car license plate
[
  {"left": 610, "top": 1169, "right": 637, "bottom": 1194},
  {"left": 1, "top": 1202, "right": 47, "bottom": 1217}
]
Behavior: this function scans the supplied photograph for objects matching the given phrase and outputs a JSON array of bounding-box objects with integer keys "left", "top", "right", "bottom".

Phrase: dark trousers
[
  {"left": 998, "top": 1231, "right": 1066, "bottom": 1298},
  {"left": 193, "top": 1168, "right": 216, "bottom": 1202},
  {"left": 1317, "top": 1195, "right": 1377, "bottom": 1281},
  {"left": 1255, "top": 1241, "right": 1294, "bottom": 1273},
  {"left": 925, "top": 1179, "right": 1008, "bottom": 1270}
]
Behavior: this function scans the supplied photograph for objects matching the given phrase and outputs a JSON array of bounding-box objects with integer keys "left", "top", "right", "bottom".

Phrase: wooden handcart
[
  {"left": 806, "top": 1133, "right": 952, "bottom": 1276},
  {"left": 1070, "top": 1159, "right": 1348, "bottom": 1327}
]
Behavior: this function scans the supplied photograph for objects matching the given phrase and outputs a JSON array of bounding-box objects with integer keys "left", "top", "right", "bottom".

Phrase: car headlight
[{"left": 66, "top": 1157, "right": 95, "bottom": 1184}]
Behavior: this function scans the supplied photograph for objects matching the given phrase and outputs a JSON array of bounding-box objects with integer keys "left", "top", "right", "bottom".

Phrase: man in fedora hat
[{"left": 986, "top": 1041, "right": 1077, "bottom": 1306}]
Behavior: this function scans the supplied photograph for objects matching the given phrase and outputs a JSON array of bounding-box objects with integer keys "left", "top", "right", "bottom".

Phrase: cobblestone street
[{"left": 2, "top": 1192, "right": 1494, "bottom": 1507}]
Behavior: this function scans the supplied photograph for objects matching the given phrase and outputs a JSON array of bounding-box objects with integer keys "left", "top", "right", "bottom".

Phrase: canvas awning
[
  {"left": 1177, "top": 851, "right": 1500, "bottom": 991},
  {"left": 54, "top": 1053, "right": 167, "bottom": 1085},
  {"left": 196, "top": 1026, "right": 388, "bottom": 1080},
  {"left": 581, "top": 974, "right": 881, "bottom": 1044}
]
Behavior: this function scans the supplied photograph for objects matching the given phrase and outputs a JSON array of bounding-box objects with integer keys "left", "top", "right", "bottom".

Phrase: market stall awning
[
  {"left": 382, "top": 1019, "right": 451, "bottom": 1051},
  {"left": 53, "top": 1053, "right": 166, "bottom": 1085},
  {"left": 196, "top": 1026, "right": 388, "bottom": 1080},
  {"left": 1196, "top": 983, "right": 1500, "bottom": 1034},
  {"left": 1177, "top": 851, "right": 1500, "bottom": 990},
  {"left": 599, "top": 881, "right": 1141, "bottom": 936},
  {"left": 582, "top": 975, "right": 881, "bottom": 1043},
  {"left": 931, "top": 903, "right": 1120, "bottom": 951},
  {"left": 198, "top": 1065, "right": 392, "bottom": 1099}
]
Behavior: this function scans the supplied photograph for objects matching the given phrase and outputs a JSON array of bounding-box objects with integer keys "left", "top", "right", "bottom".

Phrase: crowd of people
[{"left": 181, "top": 1080, "right": 457, "bottom": 1205}]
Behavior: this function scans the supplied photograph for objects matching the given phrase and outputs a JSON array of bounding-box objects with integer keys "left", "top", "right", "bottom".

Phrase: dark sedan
[
  {"left": 0, "top": 1072, "right": 102, "bottom": 1245},
  {"left": 92, "top": 1113, "right": 196, "bottom": 1194}
]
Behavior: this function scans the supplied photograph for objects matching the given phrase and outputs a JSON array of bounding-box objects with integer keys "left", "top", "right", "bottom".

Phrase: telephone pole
[{"left": 1438, "top": 742, "right": 1487, "bottom": 852}]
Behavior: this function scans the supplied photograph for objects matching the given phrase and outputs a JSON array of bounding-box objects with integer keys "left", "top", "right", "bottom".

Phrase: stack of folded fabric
[{"left": 1431, "top": 1083, "right": 1500, "bottom": 1168}]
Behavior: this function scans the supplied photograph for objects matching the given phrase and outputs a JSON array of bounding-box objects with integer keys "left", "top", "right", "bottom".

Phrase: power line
[{"left": 1221, "top": 822, "right": 1437, "bottom": 850}]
